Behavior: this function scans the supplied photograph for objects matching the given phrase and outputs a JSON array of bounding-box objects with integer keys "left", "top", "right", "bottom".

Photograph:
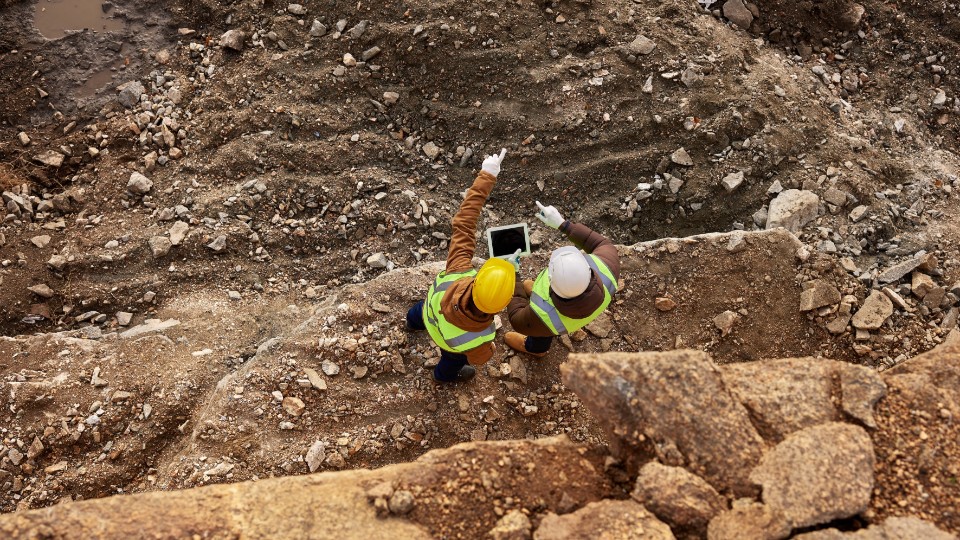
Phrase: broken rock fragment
[
  {"left": 632, "top": 462, "right": 724, "bottom": 535},
  {"left": 766, "top": 189, "right": 819, "bottom": 232},
  {"left": 851, "top": 290, "right": 893, "bottom": 330},
  {"left": 799, "top": 280, "right": 840, "bottom": 312},
  {"left": 534, "top": 500, "right": 674, "bottom": 540}
]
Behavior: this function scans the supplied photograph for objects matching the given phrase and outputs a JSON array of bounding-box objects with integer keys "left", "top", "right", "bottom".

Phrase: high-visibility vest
[
  {"left": 423, "top": 269, "right": 497, "bottom": 353},
  {"left": 529, "top": 254, "right": 617, "bottom": 335}
]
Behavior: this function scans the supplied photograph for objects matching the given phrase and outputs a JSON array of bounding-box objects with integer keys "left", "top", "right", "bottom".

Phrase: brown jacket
[
  {"left": 436, "top": 170, "right": 497, "bottom": 366},
  {"left": 508, "top": 221, "right": 620, "bottom": 337}
]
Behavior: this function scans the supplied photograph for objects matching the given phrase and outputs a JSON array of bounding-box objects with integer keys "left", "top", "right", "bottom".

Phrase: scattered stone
[
  {"left": 219, "top": 29, "right": 246, "bottom": 51},
  {"left": 911, "top": 272, "right": 935, "bottom": 299},
  {"left": 31, "top": 235, "right": 51, "bottom": 248},
  {"left": 287, "top": 3, "right": 306, "bottom": 15},
  {"left": 228, "top": 290, "right": 242, "bottom": 301},
  {"left": 367, "top": 252, "right": 388, "bottom": 268},
  {"left": 18, "top": 132, "right": 31, "bottom": 146},
  {"left": 282, "top": 396, "right": 306, "bottom": 416},
  {"left": 207, "top": 235, "right": 227, "bottom": 252},
  {"left": 119, "top": 318, "right": 180, "bottom": 339},
  {"left": 848, "top": 205, "right": 869, "bottom": 222},
  {"left": 422, "top": 141, "right": 440, "bottom": 159},
  {"left": 680, "top": 67, "right": 704, "bottom": 88},
  {"left": 321, "top": 360, "right": 340, "bottom": 376},
  {"left": 766, "top": 189, "right": 819, "bottom": 232},
  {"left": 655, "top": 297, "right": 677, "bottom": 312},
  {"left": 721, "top": 171, "right": 744, "bottom": 192},
  {"left": 837, "top": 2, "right": 866, "bottom": 31},
  {"left": 713, "top": 310, "right": 737, "bottom": 336},
  {"left": 305, "top": 440, "right": 326, "bottom": 473},
  {"left": 309, "top": 20, "right": 328, "bottom": 37},
  {"left": 585, "top": 312, "right": 614, "bottom": 338},
  {"left": 33, "top": 150, "right": 64, "bottom": 168},
  {"left": 342, "top": 53, "right": 357, "bottom": 67},
  {"left": 799, "top": 280, "right": 841, "bottom": 311},
  {"left": 117, "top": 81, "right": 145, "bottom": 108},
  {"left": 671, "top": 147, "right": 693, "bottom": 166},
  {"left": 383, "top": 91, "right": 400, "bottom": 105},
  {"left": 723, "top": 0, "right": 755, "bottom": 29},
  {"left": 7, "top": 448, "right": 24, "bottom": 466},
  {"left": 116, "top": 312, "right": 133, "bottom": 326},
  {"left": 795, "top": 517, "right": 955, "bottom": 540},
  {"left": 749, "top": 422, "right": 874, "bottom": 529},
  {"left": 149, "top": 236, "right": 172, "bottom": 258},
  {"left": 727, "top": 231, "right": 747, "bottom": 253},
  {"left": 169, "top": 221, "right": 189, "bottom": 246},
  {"left": 627, "top": 35, "right": 657, "bottom": 56},
  {"left": 852, "top": 290, "right": 893, "bottom": 330},
  {"left": 27, "top": 436, "right": 45, "bottom": 460},
  {"left": 361, "top": 46, "right": 381, "bottom": 61},
  {"left": 127, "top": 172, "right": 153, "bottom": 195},
  {"left": 877, "top": 252, "right": 936, "bottom": 284},
  {"left": 28, "top": 283, "right": 55, "bottom": 298},
  {"left": 303, "top": 368, "right": 327, "bottom": 391}
]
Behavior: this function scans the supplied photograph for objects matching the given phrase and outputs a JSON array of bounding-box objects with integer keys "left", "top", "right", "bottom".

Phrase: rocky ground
[{"left": 1, "top": 0, "right": 959, "bottom": 537}]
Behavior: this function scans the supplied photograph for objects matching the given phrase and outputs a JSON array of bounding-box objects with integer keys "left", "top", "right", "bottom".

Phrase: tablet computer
[{"left": 486, "top": 223, "right": 531, "bottom": 259}]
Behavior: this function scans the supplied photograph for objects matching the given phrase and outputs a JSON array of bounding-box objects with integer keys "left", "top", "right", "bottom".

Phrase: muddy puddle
[{"left": 33, "top": 0, "right": 125, "bottom": 39}]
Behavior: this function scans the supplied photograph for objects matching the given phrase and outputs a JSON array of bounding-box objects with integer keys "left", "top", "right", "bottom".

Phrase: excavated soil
[{"left": 1, "top": 0, "right": 959, "bottom": 534}]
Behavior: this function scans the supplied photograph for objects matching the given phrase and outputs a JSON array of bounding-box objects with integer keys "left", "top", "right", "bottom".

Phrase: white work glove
[
  {"left": 481, "top": 148, "right": 508, "bottom": 178},
  {"left": 535, "top": 200, "right": 565, "bottom": 229},
  {"left": 507, "top": 248, "right": 522, "bottom": 272}
]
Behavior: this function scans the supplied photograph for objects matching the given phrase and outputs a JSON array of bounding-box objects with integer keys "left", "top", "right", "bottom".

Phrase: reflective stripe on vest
[
  {"left": 423, "top": 270, "right": 497, "bottom": 352},
  {"left": 528, "top": 254, "right": 617, "bottom": 335}
]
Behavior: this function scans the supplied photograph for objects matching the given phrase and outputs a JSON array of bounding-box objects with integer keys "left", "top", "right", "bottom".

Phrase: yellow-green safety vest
[
  {"left": 529, "top": 254, "right": 617, "bottom": 335},
  {"left": 423, "top": 269, "right": 497, "bottom": 353}
]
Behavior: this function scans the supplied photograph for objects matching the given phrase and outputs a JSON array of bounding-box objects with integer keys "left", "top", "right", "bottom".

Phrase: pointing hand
[
  {"left": 535, "top": 200, "right": 565, "bottom": 230},
  {"left": 481, "top": 148, "right": 508, "bottom": 178}
]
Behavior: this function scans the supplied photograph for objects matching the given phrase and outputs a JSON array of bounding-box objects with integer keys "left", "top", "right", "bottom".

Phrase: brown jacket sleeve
[
  {"left": 560, "top": 221, "right": 621, "bottom": 279},
  {"left": 446, "top": 171, "right": 496, "bottom": 272},
  {"left": 507, "top": 295, "right": 556, "bottom": 337}
]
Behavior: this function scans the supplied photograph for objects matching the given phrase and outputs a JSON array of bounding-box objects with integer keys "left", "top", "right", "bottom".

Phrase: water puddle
[
  {"left": 33, "top": 0, "right": 125, "bottom": 39},
  {"left": 76, "top": 65, "right": 117, "bottom": 96}
]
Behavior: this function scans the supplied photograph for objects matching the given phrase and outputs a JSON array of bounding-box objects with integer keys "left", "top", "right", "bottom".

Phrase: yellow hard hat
[{"left": 472, "top": 258, "right": 516, "bottom": 314}]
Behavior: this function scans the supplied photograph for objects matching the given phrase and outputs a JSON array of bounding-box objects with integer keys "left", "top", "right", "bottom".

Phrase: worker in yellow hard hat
[{"left": 406, "top": 148, "right": 516, "bottom": 383}]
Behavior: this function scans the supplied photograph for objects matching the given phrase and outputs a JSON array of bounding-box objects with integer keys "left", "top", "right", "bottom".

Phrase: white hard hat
[{"left": 548, "top": 246, "right": 591, "bottom": 299}]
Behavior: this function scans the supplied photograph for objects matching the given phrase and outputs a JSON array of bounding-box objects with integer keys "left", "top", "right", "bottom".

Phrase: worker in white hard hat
[{"left": 504, "top": 201, "right": 620, "bottom": 356}]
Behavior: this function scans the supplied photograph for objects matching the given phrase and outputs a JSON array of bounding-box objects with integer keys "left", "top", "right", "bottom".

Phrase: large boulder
[
  {"left": 534, "top": 500, "right": 675, "bottom": 540},
  {"left": 562, "top": 351, "right": 765, "bottom": 496},
  {"left": 721, "top": 358, "right": 885, "bottom": 440},
  {"left": 632, "top": 462, "right": 725, "bottom": 535},
  {"left": 707, "top": 499, "right": 790, "bottom": 540},
  {"left": 748, "top": 422, "right": 874, "bottom": 530},
  {"left": 793, "top": 516, "right": 956, "bottom": 539}
]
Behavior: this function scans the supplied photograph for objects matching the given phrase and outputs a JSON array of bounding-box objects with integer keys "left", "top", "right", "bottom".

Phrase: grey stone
[
  {"left": 219, "top": 29, "right": 246, "bottom": 51},
  {"left": 287, "top": 3, "right": 306, "bottom": 15},
  {"left": 839, "top": 364, "right": 886, "bottom": 429},
  {"left": 305, "top": 440, "right": 326, "bottom": 473},
  {"left": 367, "top": 252, "right": 388, "bottom": 268},
  {"left": 33, "top": 150, "right": 64, "bottom": 167},
  {"left": 169, "top": 221, "right": 189, "bottom": 246},
  {"left": 28, "top": 283, "right": 55, "bottom": 298},
  {"left": 117, "top": 81, "right": 145, "bottom": 108},
  {"left": 766, "top": 190, "right": 819, "bottom": 232},
  {"left": 627, "top": 35, "right": 656, "bottom": 56},
  {"left": 149, "top": 236, "right": 172, "bottom": 258},
  {"left": 849, "top": 205, "right": 869, "bottom": 222},
  {"left": 309, "top": 20, "right": 327, "bottom": 37},
  {"left": 671, "top": 147, "right": 693, "bottom": 166},
  {"left": 562, "top": 351, "right": 765, "bottom": 496},
  {"left": 116, "top": 312, "right": 133, "bottom": 326},
  {"left": 422, "top": 142, "right": 440, "bottom": 159},
  {"left": 852, "top": 290, "right": 893, "bottom": 330},
  {"left": 877, "top": 252, "right": 936, "bottom": 284},
  {"left": 303, "top": 368, "right": 327, "bottom": 391},
  {"left": 721, "top": 171, "right": 744, "bottom": 192},
  {"left": 723, "top": 0, "right": 755, "bottom": 28},
  {"left": 799, "top": 280, "right": 841, "bottom": 311},
  {"left": 127, "top": 172, "right": 153, "bottom": 195},
  {"left": 713, "top": 310, "right": 737, "bottom": 336},
  {"left": 207, "top": 235, "right": 227, "bottom": 252},
  {"left": 119, "top": 318, "right": 180, "bottom": 338},
  {"left": 388, "top": 490, "right": 415, "bottom": 515}
]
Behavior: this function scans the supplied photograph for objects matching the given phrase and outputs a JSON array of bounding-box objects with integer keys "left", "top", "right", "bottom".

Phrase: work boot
[
  {"left": 434, "top": 365, "right": 476, "bottom": 383},
  {"left": 523, "top": 279, "right": 534, "bottom": 296},
  {"left": 505, "top": 331, "right": 546, "bottom": 358}
]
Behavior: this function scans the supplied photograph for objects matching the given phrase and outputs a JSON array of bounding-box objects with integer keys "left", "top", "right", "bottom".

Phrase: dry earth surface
[{"left": 1, "top": 0, "right": 959, "bottom": 537}]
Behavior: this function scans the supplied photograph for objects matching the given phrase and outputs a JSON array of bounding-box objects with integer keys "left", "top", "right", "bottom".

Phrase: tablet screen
[{"left": 489, "top": 225, "right": 528, "bottom": 258}]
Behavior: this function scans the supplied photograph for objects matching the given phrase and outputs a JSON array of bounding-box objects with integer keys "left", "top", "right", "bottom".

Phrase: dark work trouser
[
  {"left": 406, "top": 301, "right": 469, "bottom": 382},
  {"left": 526, "top": 335, "right": 553, "bottom": 354}
]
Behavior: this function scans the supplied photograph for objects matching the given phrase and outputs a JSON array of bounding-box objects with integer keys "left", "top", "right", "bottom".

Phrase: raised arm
[{"left": 446, "top": 149, "right": 506, "bottom": 272}]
